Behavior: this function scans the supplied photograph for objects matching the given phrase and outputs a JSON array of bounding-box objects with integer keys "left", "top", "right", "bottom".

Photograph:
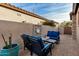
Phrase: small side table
[
  {"left": 42, "top": 37, "right": 56, "bottom": 48},
  {"left": 42, "top": 37, "right": 56, "bottom": 44}
]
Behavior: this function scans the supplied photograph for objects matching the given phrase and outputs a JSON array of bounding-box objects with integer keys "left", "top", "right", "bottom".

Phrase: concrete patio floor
[
  {"left": 52, "top": 35, "right": 79, "bottom": 56},
  {"left": 19, "top": 35, "right": 79, "bottom": 56}
]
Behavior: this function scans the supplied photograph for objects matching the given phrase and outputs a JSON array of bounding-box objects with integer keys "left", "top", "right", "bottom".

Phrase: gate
[{"left": 64, "top": 27, "right": 72, "bottom": 35}]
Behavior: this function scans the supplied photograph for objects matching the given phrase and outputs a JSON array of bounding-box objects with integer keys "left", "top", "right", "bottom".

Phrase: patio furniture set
[
  {"left": 0, "top": 31, "right": 60, "bottom": 56},
  {"left": 21, "top": 31, "right": 60, "bottom": 56}
]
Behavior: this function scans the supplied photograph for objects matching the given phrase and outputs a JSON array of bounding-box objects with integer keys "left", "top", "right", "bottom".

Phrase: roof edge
[{"left": 0, "top": 3, "right": 49, "bottom": 22}]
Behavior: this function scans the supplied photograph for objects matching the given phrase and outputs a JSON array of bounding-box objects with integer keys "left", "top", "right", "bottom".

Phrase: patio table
[
  {"left": 42, "top": 37, "right": 56, "bottom": 44},
  {"left": 42, "top": 37, "right": 56, "bottom": 49}
]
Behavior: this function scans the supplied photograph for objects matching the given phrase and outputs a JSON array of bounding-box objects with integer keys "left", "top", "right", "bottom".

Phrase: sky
[{"left": 11, "top": 3, "right": 72, "bottom": 23}]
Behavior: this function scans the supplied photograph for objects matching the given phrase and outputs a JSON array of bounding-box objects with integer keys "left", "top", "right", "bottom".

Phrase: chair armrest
[
  {"left": 50, "top": 36, "right": 59, "bottom": 39},
  {"left": 42, "top": 43, "right": 52, "bottom": 52},
  {"left": 41, "top": 34, "right": 47, "bottom": 38}
]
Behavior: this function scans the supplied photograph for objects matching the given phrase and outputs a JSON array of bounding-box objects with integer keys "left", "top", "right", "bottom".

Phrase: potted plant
[{"left": 0, "top": 33, "right": 19, "bottom": 56}]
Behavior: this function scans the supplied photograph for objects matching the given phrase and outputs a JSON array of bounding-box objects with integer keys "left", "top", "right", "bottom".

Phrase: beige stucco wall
[
  {"left": 41, "top": 25, "right": 58, "bottom": 35},
  {"left": 76, "top": 7, "right": 79, "bottom": 42},
  {"left": 0, "top": 20, "right": 58, "bottom": 49},
  {"left": 58, "top": 27, "right": 64, "bottom": 34},
  {"left": 0, "top": 20, "right": 33, "bottom": 49},
  {"left": 0, "top": 6, "right": 45, "bottom": 24}
]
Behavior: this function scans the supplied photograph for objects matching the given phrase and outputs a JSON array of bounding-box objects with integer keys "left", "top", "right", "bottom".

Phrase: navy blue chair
[
  {"left": 21, "top": 34, "right": 52, "bottom": 56},
  {"left": 47, "top": 31, "right": 60, "bottom": 44},
  {"left": 21, "top": 34, "right": 32, "bottom": 50}
]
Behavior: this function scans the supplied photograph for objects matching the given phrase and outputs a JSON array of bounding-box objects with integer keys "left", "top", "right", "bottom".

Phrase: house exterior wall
[
  {"left": 71, "top": 12, "right": 76, "bottom": 40},
  {"left": 0, "top": 20, "right": 33, "bottom": 49},
  {"left": 72, "top": 6, "right": 79, "bottom": 43},
  {"left": 76, "top": 7, "right": 79, "bottom": 42},
  {"left": 0, "top": 6, "right": 45, "bottom": 25}
]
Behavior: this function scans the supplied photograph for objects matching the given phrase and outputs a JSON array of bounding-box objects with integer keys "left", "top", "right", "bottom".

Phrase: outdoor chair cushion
[
  {"left": 30, "top": 36, "right": 52, "bottom": 56},
  {"left": 21, "top": 34, "right": 52, "bottom": 56},
  {"left": 47, "top": 31, "right": 60, "bottom": 37},
  {"left": 31, "top": 36, "right": 44, "bottom": 49},
  {"left": 47, "top": 31, "right": 60, "bottom": 41}
]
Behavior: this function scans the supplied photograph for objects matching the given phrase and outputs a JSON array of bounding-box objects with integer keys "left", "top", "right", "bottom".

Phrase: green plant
[
  {"left": 42, "top": 21, "right": 56, "bottom": 27},
  {"left": 60, "top": 21, "right": 72, "bottom": 27},
  {"left": 1, "top": 33, "right": 12, "bottom": 49}
]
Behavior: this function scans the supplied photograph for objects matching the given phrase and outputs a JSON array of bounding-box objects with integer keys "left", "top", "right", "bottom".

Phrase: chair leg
[
  {"left": 50, "top": 50, "right": 52, "bottom": 55},
  {"left": 30, "top": 45, "right": 33, "bottom": 56},
  {"left": 30, "top": 48, "right": 33, "bottom": 56},
  {"left": 30, "top": 51, "right": 33, "bottom": 56},
  {"left": 50, "top": 47, "right": 52, "bottom": 55},
  {"left": 23, "top": 41, "right": 26, "bottom": 50},
  {"left": 24, "top": 44, "right": 26, "bottom": 50}
]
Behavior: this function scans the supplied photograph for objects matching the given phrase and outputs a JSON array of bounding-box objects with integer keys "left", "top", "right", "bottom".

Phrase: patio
[
  {"left": 19, "top": 34, "right": 79, "bottom": 56},
  {"left": 0, "top": 3, "right": 77, "bottom": 56}
]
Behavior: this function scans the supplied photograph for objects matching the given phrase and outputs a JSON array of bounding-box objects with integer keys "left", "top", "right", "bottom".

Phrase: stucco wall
[
  {"left": 0, "top": 20, "right": 58, "bottom": 49},
  {"left": 0, "top": 6, "right": 45, "bottom": 24},
  {"left": 41, "top": 25, "right": 58, "bottom": 35},
  {"left": 76, "top": 7, "right": 79, "bottom": 42},
  {"left": 0, "top": 20, "right": 33, "bottom": 49},
  {"left": 59, "top": 27, "right": 64, "bottom": 34},
  {"left": 71, "top": 11, "right": 77, "bottom": 40}
]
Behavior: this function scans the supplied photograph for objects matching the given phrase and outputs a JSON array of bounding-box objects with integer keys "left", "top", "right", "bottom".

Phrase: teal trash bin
[{"left": 0, "top": 44, "right": 19, "bottom": 56}]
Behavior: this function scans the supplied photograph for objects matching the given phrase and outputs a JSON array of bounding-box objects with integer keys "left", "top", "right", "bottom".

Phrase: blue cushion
[
  {"left": 47, "top": 31, "right": 59, "bottom": 37},
  {"left": 49, "top": 36, "right": 58, "bottom": 40},
  {"left": 31, "top": 36, "right": 44, "bottom": 49},
  {"left": 21, "top": 34, "right": 30, "bottom": 41}
]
